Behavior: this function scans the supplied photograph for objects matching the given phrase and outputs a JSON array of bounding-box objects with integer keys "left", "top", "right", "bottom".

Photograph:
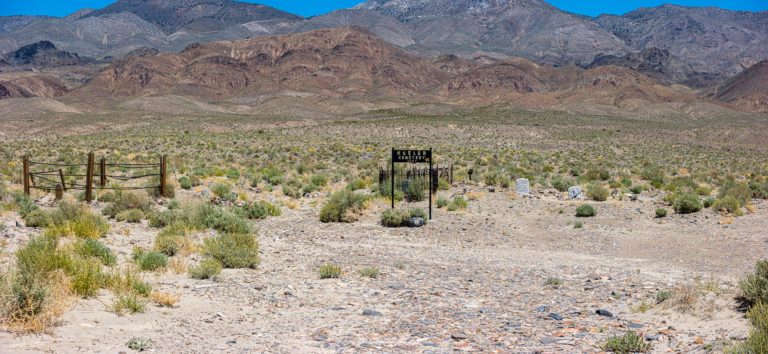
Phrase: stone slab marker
[{"left": 515, "top": 178, "right": 530, "bottom": 195}]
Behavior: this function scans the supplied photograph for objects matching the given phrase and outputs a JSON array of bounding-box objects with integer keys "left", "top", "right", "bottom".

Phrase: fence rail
[
  {"left": 23, "top": 153, "right": 167, "bottom": 202},
  {"left": 378, "top": 165, "right": 453, "bottom": 194}
]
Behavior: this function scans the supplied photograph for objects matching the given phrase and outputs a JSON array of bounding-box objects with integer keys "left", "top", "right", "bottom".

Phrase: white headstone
[
  {"left": 568, "top": 186, "right": 582, "bottom": 199},
  {"left": 516, "top": 178, "right": 530, "bottom": 195}
]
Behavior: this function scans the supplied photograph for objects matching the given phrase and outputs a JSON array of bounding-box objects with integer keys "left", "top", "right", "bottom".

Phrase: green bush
[
  {"left": 188, "top": 259, "right": 223, "bottom": 280},
  {"left": 199, "top": 206, "right": 251, "bottom": 234},
  {"left": 749, "top": 181, "right": 768, "bottom": 199},
  {"left": 261, "top": 167, "right": 284, "bottom": 186},
  {"left": 378, "top": 182, "right": 404, "bottom": 202},
  {"left": 404, "top": 178, "right": 426, "bottom": 202},
  {"left": 154, "top": 223, "right": 187, "bottom": 256},
  {"left": 319, "top": 190, "right": 368, "bottom": 223},
  {"left": 102, "top": 192, "right": 151, "bottom": 219},
  {"left": 319, "top": 264, "right": 342, "bottom": 279},
  {"left": 629, "top": 185, "right": 644, "bottom": 194},
  {"left": 585, "top": 167, "right": 610, "bottom": 181},
  {"left": 211, "top": 183, "right": 234, "bottom": 201},
  {"left": 575, "top": 204, "right": 596, "bottom": 217},
  {"left": 23, "top": 209, "right": 52, "bottom": 228},
  {"left": 13, "top": 192, "right": 38, "bottom": 218},
  {"left": 655, "top": 208, "right": 668, "bottom": 218},
  {"left": 586, "top": 183, "right": 609, "bottom": 201},
  {"left": 712, "top": 196, "right": 744, "bottom": 216},
  {"left": 436, "top": 197, "right": 449, "bottom": 208},
  {"left": 75, "top": 239, "right": 117, "bottom": 266},
  {"left": 602, "top": 332, "right": 652, "bottom": 353},
  {"left": 703, "top": 196, "right": 716, "bottom": 208},
  {"left": 358, "top": 267, "right": 379, "bottom": 279},
  {"left": 551, "top": 176, "right": 571, "bottom": 192},
  {"left": 740, "top": 260, "right": 768, "bottom": 308},
  {"left": 718, "top": 180, "right": 752, "bottom": 207},
  {"left": 726, "top": 302, "right": 768, "bottom": 354},
  {"left": 672, "top": 193, "right": 702, "bottom": 214},
  {"left": 447, "top": 196, "right": 468, "bottom": 211},
  {"left": 236, "top": 200, "right": 281, "bottom": 220},
  {"left": 115, "top": 208, "right": 144, "bottom": 223},
  {"left": 380, "top": 208, "right": 426, "bottom": 227},
  {"left": 203, "top": 233, "right": 259, "bottom": 269},
  {"left": 178, "top": 176, "right": 192, "bottom": 190},
  {"left": 133, "top": 249, "right": 168, "bottom": 271}
]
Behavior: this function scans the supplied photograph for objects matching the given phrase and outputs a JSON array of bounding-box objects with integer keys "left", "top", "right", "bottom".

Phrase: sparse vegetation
[
  {"left": 319, "top": 264, "right": 342, "bottom": 279},
  {"left": 602, "top": 332, "right": 652, "bottom": 353},
  {"left": 188, "top": 259, "right": 223, "bottom": 280},
  {"left": 319, "top": 189, "right": 369, "bottom": 223},
  {"left": 575, "top": 204, "right": 596, "bottom": 217},
  {"left": 203, "top": 233, "right": 259, "bottom": 269}
]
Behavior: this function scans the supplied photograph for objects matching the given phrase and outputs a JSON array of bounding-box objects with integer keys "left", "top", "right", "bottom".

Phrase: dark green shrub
[
  {"left": 447, "top": 196, "right": 468, "bottom": 211},
  {"left": 75, "top": 239, "right": 117, "bottom": 266},
  {"left": 133, "top": 249, "right": 168, "bottom": 271},
  {"left": 115, "top": 209, "right": 144, "bottom": 223},
  {"left": 178, "top": 176, "right": 192, "bottom": 190},
  {"left": 726, "top": 302, "right": 768, "bottom": 354},
  {"left": 154, "top": 223, "right": 187, "bottom": 256},
  {"left": 602, "top": 332, "right": 652, "bottom": 353},
  {"left": 378, "top": 182, "right": 404, "bottom": 202},
  {"left": 749, "top": 181, "right": 768, "bottom": 199},
  {"left": 381, "top": 208, "right": 426, "bottom": 227},
  {"left": 551, "top": 176, "right": 571, "bottom": 192},
  {"left": 575, "top": 204, "right": 596, "bottom": 217},
  {"left": 404, "top": 178, "right": 426, "bottom": 202},
  {"left": 319, "top": 190, "right": 368, "bottom": 223},
  {"left": 672, "top": 193, "right": 702, "bottom": 214},
  {"left": 712, "top": 196, "right": 743, "bottom": 216},
  {"left": 740, "top": 260, "right": 768, "bottom": 308},
  {"left": 718, "top": 180, "right": 752, "bottom": 207},
  {"left": 586, "top": 183, "right": 609, "bottom": 201},
  {"left": 236, "top": 200, "right": 281, "bottom": 220},
  {"left": 319, "top": 264, "right": 342, "bottom": 279},
  {"left": 211, "top": 183, "right": 234, "bottom": 201},
  {"left": 13, "top": 192, "right": 38, "bottom": 218},
  {"left": 629, "top": 185, "right": 644, "bottom": 194},
  {"left": 203, "top": 233, "right": 259, "bottom": 269},
  {"left": 703, "top": 196, "right": 716, "bottom": 208},
  {"left": 188, "top": 259, "right": 223, "bottom": 280},
  {"left": 23, "top": 209, "right": 52, "bottom": 228},
  {"left": 261, "top": 167, "right": 284, "bottom": 185},
  {"left": 102, "top": 192, "right": 151, "bottom": 219},
  {"left": 655, "top": 208, "right": 668, "bottom": 218},
  {"left": 436, "top": 197, "right": 449, "bottom": 208},
  {"left": 585, "top": 167, "right": 610, "bottom": 181}
]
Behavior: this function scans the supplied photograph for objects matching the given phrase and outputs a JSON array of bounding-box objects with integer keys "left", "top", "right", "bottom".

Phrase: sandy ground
[{"left": 1, "top": 184, "right": 766, "bottom": 353}]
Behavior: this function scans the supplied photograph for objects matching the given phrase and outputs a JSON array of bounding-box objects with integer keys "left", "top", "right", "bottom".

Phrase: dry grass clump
[{"left": 150, "top": 291, "right": 180, "bottom": 307}]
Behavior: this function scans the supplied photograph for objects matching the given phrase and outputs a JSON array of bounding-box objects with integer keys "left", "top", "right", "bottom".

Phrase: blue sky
[{"left": 0, "top": 0, "right": 766, "bottom": 18}]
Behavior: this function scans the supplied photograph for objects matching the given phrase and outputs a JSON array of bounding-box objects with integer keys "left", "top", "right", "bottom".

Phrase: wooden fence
[{"left": 23, "top": 152, "right": 167, "bottom": 202}]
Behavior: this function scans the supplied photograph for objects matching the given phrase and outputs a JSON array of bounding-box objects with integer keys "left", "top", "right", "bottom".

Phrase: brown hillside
[{"left": 714, "top": 60, "right": 768, "bottom": 112}]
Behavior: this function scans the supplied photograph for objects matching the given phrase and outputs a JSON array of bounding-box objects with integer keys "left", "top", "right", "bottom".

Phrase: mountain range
[{"left": 0, "top": 0, "right": 765, "bottom": 114}]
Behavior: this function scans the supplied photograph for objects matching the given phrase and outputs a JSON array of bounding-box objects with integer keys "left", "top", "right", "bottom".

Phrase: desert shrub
[
  {"left": 655, "top": 208, "right": 668, "bottom": 218},
  {"left": 584, "top": 167, "right": 610, "bottom": 181},
  {"left": 112, "top": 293, "right": 146, "bottom": 315},
  {"left": 358, "top": 267, "right": 379, "bottom": 279},
  {"left": 655, "top": 290, "right": 672, "bottom": 304},
  {"left": 404, "top": 178, "right": 426, "bottom": 202},
  {"left": 23, "top": 210, "right": 52, "bottom": 228},
  {"left": 718, "top": 180, "right": 752, "bottom": 207},
  {"left": 74, "top": 239, "right": 116, "bottom": 266},
  {"left": 261, "top": 167, "right": 284, "bottom": 185},
  {"left": 438, "top": 179, "right": 450, "bottom": 190},
  {"left": 551, "top": 176, "right": 571, "bottom": 192},
  {"left": 749, "top": 181, "right": 768, "bottom": 199},
  {"left": 319, "top": 264, "right": 342, "bottom": 279},
  {"left": 188, "top": 259, "right": 223, "bottom": 280},
  {"left": 132, "top": 249, "right": 167, "bottom": 271},
  {"left": 236, "top": 200, "right": 281, "bottom": 220},
  {"left": 586, "top": 183, "right": 609, "bottom": 201},
  {"left": 154, "top": 223, "right": 188, "bottom": 256},
  {"left": 703, "top": 196, "right": 716, "bottom": 208},
  {"left": 102, "top": 192, "right": 151, "bottom": 219},
  {"left": 147, "top": 208, "right": 185, "bottom": 228},
  {"left": 69, "top": 213, "right": 110, "bottom": 239},
  {"left": 146, "top": 177, "right": 176, "bottom": 198},
  {"left": 300, "top": 182, "right": 319, "bottom": 196},
  {"left": 178, "top": 176, "right": 192, "bottom": 190},
  {"left": 115, "top": 209, "right": 144, "bottom": 223},
  {"left": 740, "top": 260, "right": 768, "bottom": 308},
  {"left": 378, "top": 182, "right": 404, "bottom": 202},
  {"left": 575, "top": 204, "right": 596, "bottom": 217},
  {"left": 436, "top": 197, "right": 449, "bottom": 208},
  {"left": 68, "top": 257, "right": 106, "bottom": 297},
  {"left": 447, "top": 196, "right": 468, "bottom": 211},
  {"left": 381, "top": 208, "right": 426, "bottom": 227},
  {"left": 211, "top": 183, "right": 234, "bottom": 201},
  {"left": 203, "top": 233, "right": 259, "bottom": 269},
  {"left": 105, "top": 268, "right": 151, "bottom": 297},
  {"left": 712, "top": 196, "right": 744, "bottom": 216},
  {"left": 346, "top": 178, "right": 367, "bottom": 191},
  {"left": 126, "top": 337, "right": 153, "bottom": 351},
  {"left": 602, "top": 332, "right": 652, "bottom": 353},
  {"left": 198, "top": 206, "right": 251, "bottom": 234},
  {"left": 319, "top": 190, "right": 368, "bottom": 223},
  {"left": 726, "top": 302, "right": 768, "bottom": 354},
  {"left": 282, "top": 179, "right": 303, "bottom": 198},
  {"left": 629, "top": 185, "right": 644, "bottom": 194},
  {"left": 310, "top": 174, "right": 328, "bottom": 187},
  {"left": 641, "top": 166, "right": 666, "bottom": 188},
  {"left": 484, "top": 170, "right": 501, "bottom": 186},
  {"left": 13, "top": 192, "right": 38, "bottom": 218},
  {"left": 574, "top": 221, "right": 583, "bottom": 228},
  {"left": 672, "top": 193, "right": 702, "bottom": 214}
]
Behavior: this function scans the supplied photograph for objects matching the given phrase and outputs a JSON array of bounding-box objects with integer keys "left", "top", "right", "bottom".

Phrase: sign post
[{"left": 391, "top": 148, "right": 433, "bottom": 220}]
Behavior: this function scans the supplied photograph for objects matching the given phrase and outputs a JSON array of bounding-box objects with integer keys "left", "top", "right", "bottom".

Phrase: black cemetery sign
[{"left": 391, "top": 148, "right": 434, "bottom": 219}]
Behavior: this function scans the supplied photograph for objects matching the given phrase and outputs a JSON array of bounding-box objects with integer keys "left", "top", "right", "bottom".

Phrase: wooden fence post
[
  {"left": 100, "top": 158, "right": 106, "bottom": 187},
  {"left": 23, "top": 155, "right": 30, "bottom": 195},
  {"left": 55, "top": 184, "right": 63, "bottom": 201},
  {"left": 159, "top": 155, "right": 167, "bottom": 197},
  {"left": 59, "top": 169, "right": 67, "bottom": 191},
  {"left": 85, "top": 152, "right": 94, "bottom": 203}
]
